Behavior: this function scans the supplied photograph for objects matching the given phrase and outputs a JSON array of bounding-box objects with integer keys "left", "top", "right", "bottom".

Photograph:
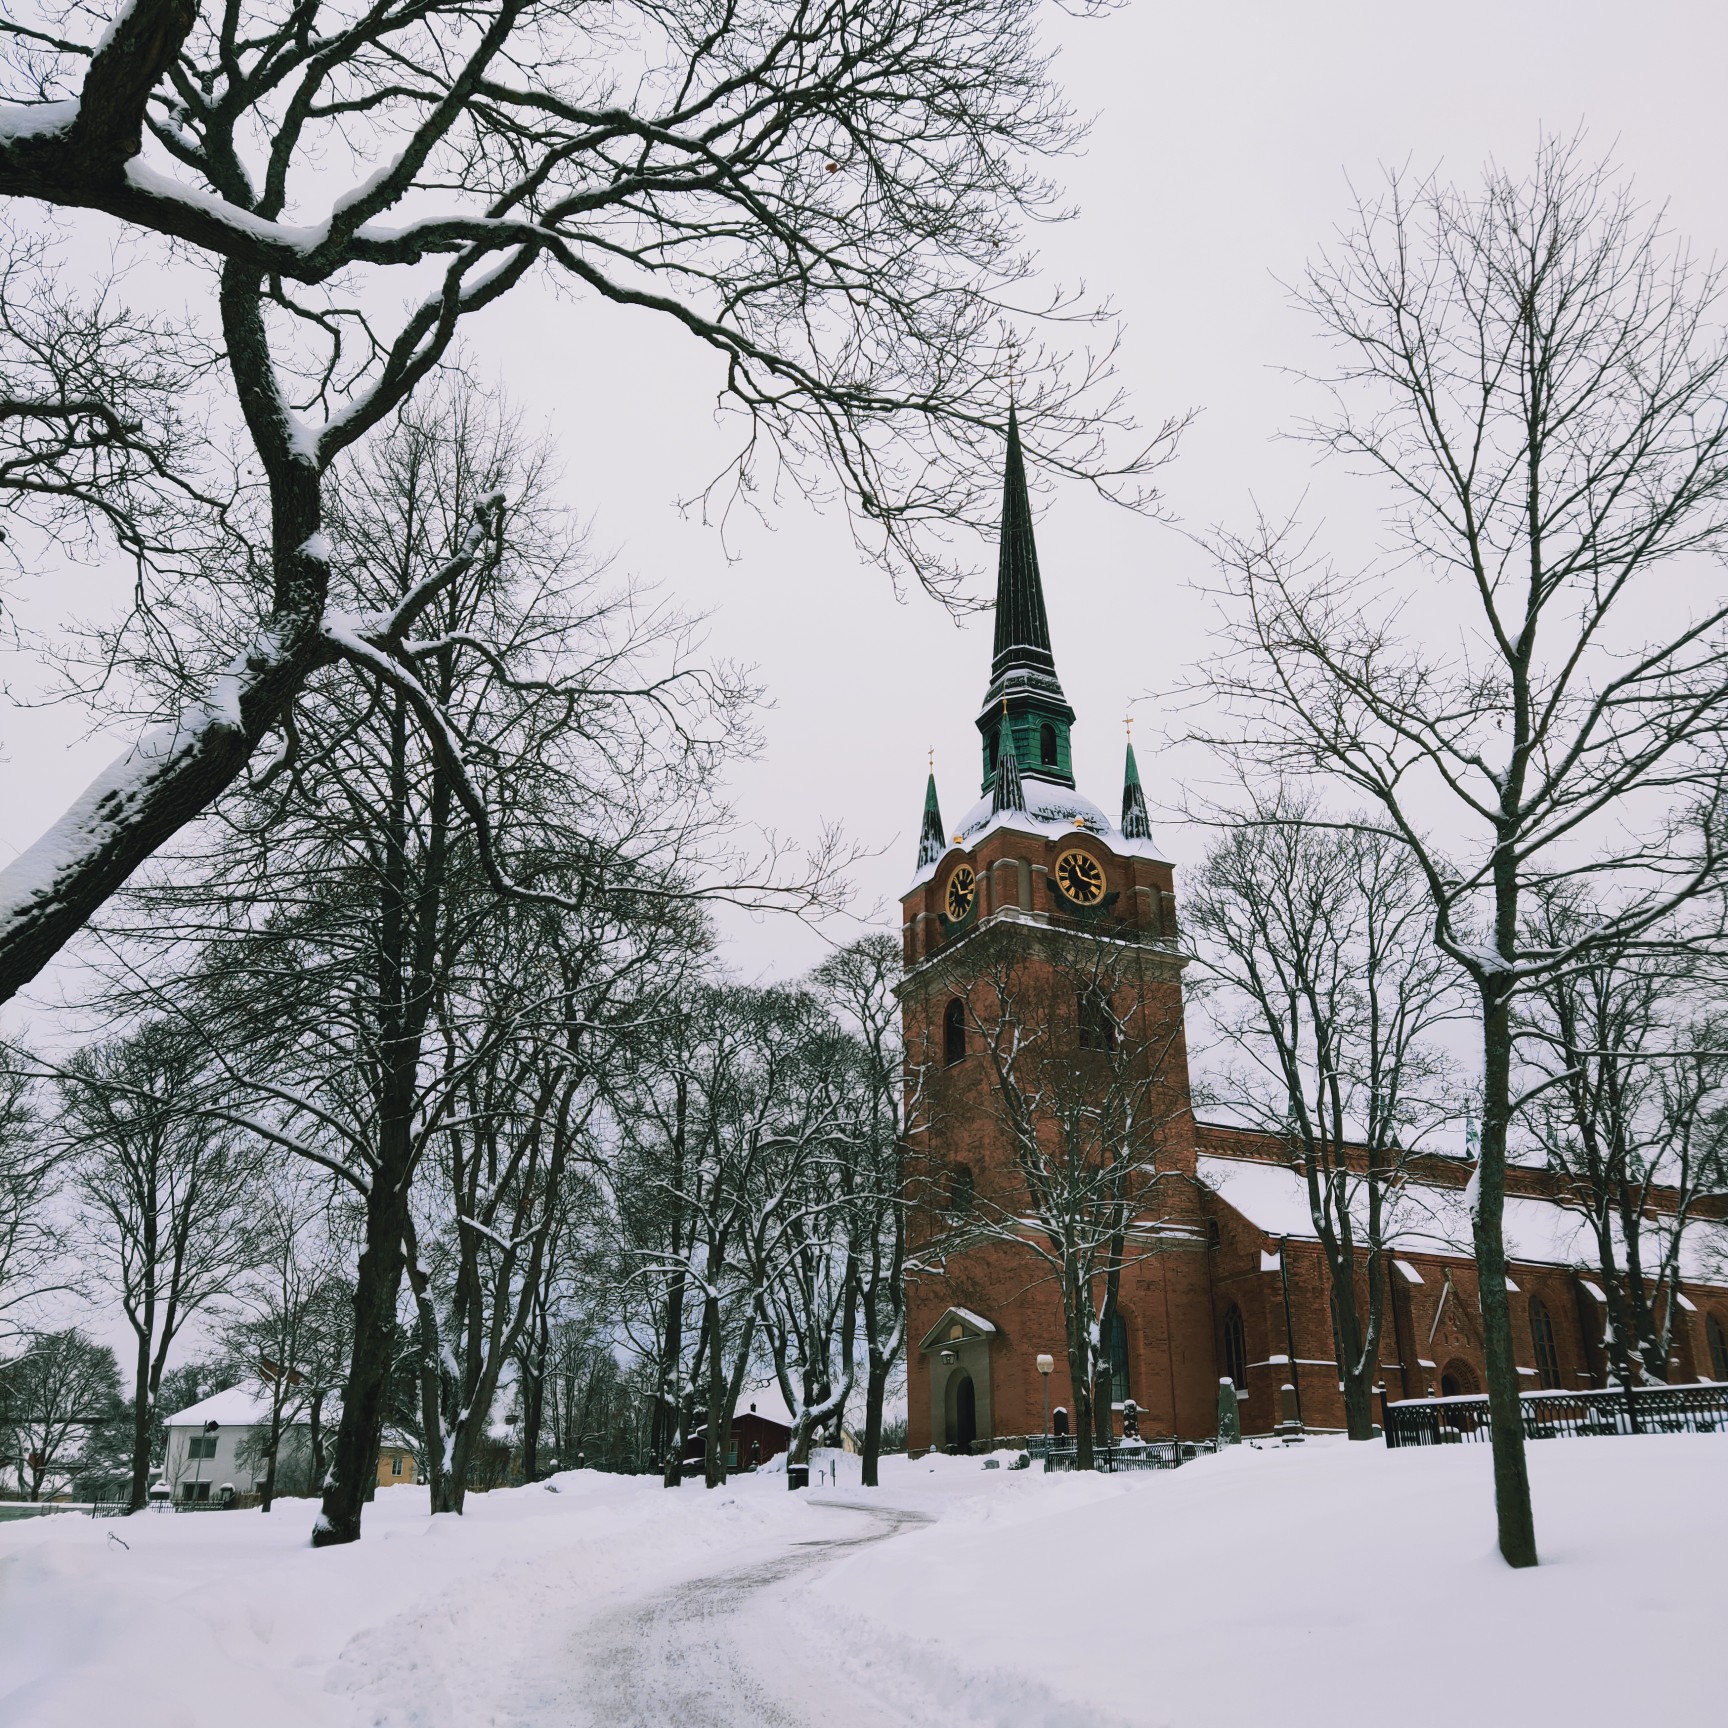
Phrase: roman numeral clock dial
[
  {"left": 944, "top": 865, "right": 977, "bottom": 921},
  {"left": 1054, "top": 847, "right": 1105, "bottom": 905}
]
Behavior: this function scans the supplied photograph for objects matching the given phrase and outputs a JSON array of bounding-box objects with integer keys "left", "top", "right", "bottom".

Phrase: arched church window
[
  {"left": 1222, "top": 1305, "right": 1247, "bottom": 1390},
  {"left": 945, "top": 1163, "right": 975, "bottom": 1215},
  {"left": 1529, "top": 1297, "right": 1563, "bottom": 1389},
  {"left": 942, "top": 998, "right": 966, "bottom": 1065},
  {"left": 1709, "top": 1313, "right": 1728, "bottom": 1382},
  {"left": 1106, "top": 1308, "right": 1130, "bottom": 1402},
  {"left": 1078, "top": 988, "right": 1115, "bottom": 1052},
  {"left": 1039, "top": 723, "right": 1057, "bottom": 767}
]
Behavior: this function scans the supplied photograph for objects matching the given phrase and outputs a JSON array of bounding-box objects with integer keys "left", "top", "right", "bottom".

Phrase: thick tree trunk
[
  {"left": 1477, "top": 982, "right": 1538, "bottom": 1568},
  {"left": 127, "top": 1331, "right": 153, "bottom": 1512},
  {"left": 259, "top": 1399, "right": 284, "bottom": 1512},
  {"left": 702, "top": 1296, "right": 728, "bottom": 1489},
  {"left": 861, "top": 1351, "right": 890, "bottom": 1488},
  {"left": 313, "top": 1170, "right": 407, "bottom": 1545}
]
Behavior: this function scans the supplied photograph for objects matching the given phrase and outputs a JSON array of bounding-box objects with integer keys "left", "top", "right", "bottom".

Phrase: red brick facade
[{"left": 901, "top": 830, "right": 1728, "bottom": 1450}]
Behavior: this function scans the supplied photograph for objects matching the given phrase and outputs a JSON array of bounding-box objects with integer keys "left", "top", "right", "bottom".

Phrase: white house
[
  {"left": 163, "top": 1384, "right": 418, "bottom": 1502},
  {"left": 162, "top": 1384, "right": 311, "bottom": 1503}
]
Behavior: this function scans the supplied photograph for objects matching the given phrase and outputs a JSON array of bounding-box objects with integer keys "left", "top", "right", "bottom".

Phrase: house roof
[{"left": 163, "top": 1383, "right": 281, "bottom": 1429}]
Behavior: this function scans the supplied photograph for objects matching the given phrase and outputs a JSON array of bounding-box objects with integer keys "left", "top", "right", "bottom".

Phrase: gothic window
[
  {"left": 945, "top": 1164, "right": 975, "bottom": 1215},
  {"left": 1039, "top": 723, "right": 1057, "bottom": 767},
  {"left": 1078, "top": 988, "right": 1115, "bottom": 1052},
  {"left": 943, "top": 998, "right": 966, "bottom": 1065},
  {"left": 1529, "top": 1297, "right": 1563, "bottom": 1389},
  {"left": 1222, "top": 1304, "right": 1248, "bottom": 1390},
  {"left": 1709, "top": 1313, "right": 1728, "bottom": 1383},
  {"left": 1105, "top": 1309, "right": 1130, "bottom": 1402}
]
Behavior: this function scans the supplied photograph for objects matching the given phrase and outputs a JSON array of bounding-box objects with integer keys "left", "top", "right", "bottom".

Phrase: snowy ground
[{"left": 1, "top": 1435, "right": 1722, "bottom": 1727}]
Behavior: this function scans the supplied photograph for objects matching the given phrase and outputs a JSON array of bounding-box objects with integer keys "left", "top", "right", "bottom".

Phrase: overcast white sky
[{"left": 8, "top": 0, "right": 1728, "bottom": 1004}]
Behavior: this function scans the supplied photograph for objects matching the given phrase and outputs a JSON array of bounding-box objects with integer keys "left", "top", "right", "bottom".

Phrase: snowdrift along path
[{"left": 1, "top": 1436, "right": 1723, "bottom": 1727}]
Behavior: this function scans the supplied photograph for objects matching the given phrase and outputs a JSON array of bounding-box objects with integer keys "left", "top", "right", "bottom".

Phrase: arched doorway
[
  {"left": 947, "top": 1370, "right": 977, "bottom": 1453},
  {"left": 1439, "top": 1360, "right": 1479, "bottom": 1399},
  {"left": 1438, "top": 1359, "right": 1480, "bottom": 1433}
]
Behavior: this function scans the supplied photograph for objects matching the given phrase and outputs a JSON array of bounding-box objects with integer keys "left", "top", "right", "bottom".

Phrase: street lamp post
[{"left": 1036, "top": 1354, "right": 1054, "bottom": 1448}]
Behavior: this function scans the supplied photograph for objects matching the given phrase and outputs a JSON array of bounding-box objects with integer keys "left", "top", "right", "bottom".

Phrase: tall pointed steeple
[
  {"left": 1120, "top": 737, "right": 1153, "bottom": 841},
  {"left": 977, "top": 406, "right": 1076, "bottom": 792},
  {"left": 916, "top": 768, "right": 947, "bottom": 869},
  {"left": 991, "top": 406, "right": 1056, "bottom": 675},
  {"left": 990, "top": 713, "right": 1026, "bottom": 815}
]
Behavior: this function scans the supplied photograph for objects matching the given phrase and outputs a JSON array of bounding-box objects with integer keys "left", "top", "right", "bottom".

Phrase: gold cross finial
[{"left": 928, "top": 747, "right": 935, "bottom": 772}]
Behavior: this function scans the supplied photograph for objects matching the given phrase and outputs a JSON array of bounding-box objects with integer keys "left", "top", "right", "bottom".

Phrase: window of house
[
  {"left": 942, "top": 998, "right": 966, "bottom": 1065},
  {"left": 1709, "top": 1313, "right": 1728, "bottom": 1382},
  {"left": 1040, "top": 723, "right": 1058, "bottom": 767},
  {"left": 1222, "top": 1305, "right": 1248, "bottom": 1390},
  {"left": 1078, "top": 989, "right": 1115, "bottom": 1052},
  {"left": 187, "top": 1434, "right": 217, "bottom": 1461},
  {"left": 391, "top": 1453, "right": 404, "bottom": 1476},
  {"left": 1529, "top": 1297, "right": 1563, "bottom": 1389},
  {"left": 1106, "top": 1309, "right": 1130, "bottom": 1402}
]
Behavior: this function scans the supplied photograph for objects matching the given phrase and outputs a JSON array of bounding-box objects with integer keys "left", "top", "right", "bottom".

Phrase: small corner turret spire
[
  {"left": 990, "top": 708, "right": 1026, "bottom": 815},
  {"left": 916, "top": 762, "right": 947, "bottom": 869},
  {"left": 976, "top": 405, "right": 1076, "bottom": 792},
  {"left": 1121, "top": 727, "right": 1153, "bottom": 842}
]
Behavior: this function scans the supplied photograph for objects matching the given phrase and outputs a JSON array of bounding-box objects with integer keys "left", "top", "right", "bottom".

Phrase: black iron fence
[
  {"left": 1383, "top": 1381, "right": 1728, "bottom": 1448},
  {"left": 1027, "top": 1435, "right": 1223, "bottom": 1472}
]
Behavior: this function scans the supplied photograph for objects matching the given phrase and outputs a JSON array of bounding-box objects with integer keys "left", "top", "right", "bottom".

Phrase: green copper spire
[
  {"left": 916, "top": 769, "right": 947, "bottom": 869},
  {"left": 1121, "top": 737, "right": 1153, "bottom": 841},
  {"left": 990, "top": 713, "right": 1026, "bottom": 815},
  {"left": 977, "top": 406, "right": 1076, "bottom": 792}
]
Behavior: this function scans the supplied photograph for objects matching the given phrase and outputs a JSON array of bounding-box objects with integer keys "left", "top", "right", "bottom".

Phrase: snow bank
[
  {"left": 0, "top": 1470, "right": 856, "bottom": 1727},
  {"left": 3, "top": 1438, "right": 1721, "bottom": 1727},
  {"left": 808, "top": 1435, "right": 1728, "bottom": 1727}
]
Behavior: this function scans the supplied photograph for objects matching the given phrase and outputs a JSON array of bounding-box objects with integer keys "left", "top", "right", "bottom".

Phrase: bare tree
[
  {"left": 222, "top": 1174, "right": 344, "bottom": 1510},
  {"left": 1516, "top": 890, "right": 1728, "bottom": 1394},
  {"left": 0, "top": 1327, "right": 122, "bottom": 1500},
  {"left": 0, "top": 1046, "right": 61, "bottom": 1362},
  {"left": 56, "top": 1019, "right": 262, "bottom": 1510},
  {"left": 1185, "top": 799, "right": 1458, "bottom": 1439},
  {"left": 96, "top": 384, "right": 741, "bottom": 1543},
  {"left": 812, "top": 933, "right": 909, "bottom": 1487},
  {"left": 916, "top": 924, "right": 1189, "bottom": 1469},
  {"left": 0, "top": 215, "right": 213, "bottom": 577},
  {"left": 1204, "top": 139, "right": 1728, "bottom": 1563},
  {"left": 748, "top": 1000, "right": 867, "bottom": 1488},
  {"left": 0, "top": 0, "right": 1178, "bottom": 1005}
]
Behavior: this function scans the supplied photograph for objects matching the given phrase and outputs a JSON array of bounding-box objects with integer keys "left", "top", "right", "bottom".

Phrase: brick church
[{"left": 900, "top": 416, "right": 1728, "bottom": 1451}]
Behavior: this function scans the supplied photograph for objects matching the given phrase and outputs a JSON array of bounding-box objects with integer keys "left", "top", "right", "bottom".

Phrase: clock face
[
  {"left": 1054, "top": 848, "right": 1106, "bottom": 905},
  {"left": 944, "top": 864, "right": 977, "bottom": 921}
]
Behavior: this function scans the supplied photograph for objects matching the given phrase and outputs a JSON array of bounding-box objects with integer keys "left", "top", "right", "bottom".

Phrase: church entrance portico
[{"left": 922, "top": 1307, "right": 996, "bottom": 1453}]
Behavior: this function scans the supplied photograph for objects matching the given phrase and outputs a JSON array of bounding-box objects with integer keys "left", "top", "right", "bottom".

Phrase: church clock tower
[{"left": 900, "top": 419, "right": 1217, "bottom": 1455}]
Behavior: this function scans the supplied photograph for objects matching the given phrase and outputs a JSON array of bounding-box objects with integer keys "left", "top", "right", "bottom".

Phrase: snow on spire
[
  {"left": 991, "top": 711, "right": 1026, "bottom": 815},
  {"left": 1121, "top": 732, "right": 1153, "bottom": 842},
  {"left": 916, "top": 766, "right": 947, "bottom": 869}
]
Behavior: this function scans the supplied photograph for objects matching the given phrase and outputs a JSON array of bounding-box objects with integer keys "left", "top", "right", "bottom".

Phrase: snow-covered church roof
[
  {"left": 908, "top": 777, "right": 1166, "bottom": 889},
  {"left": 1197, "top": 1152, "right": 1728, "bottom": 1284}
]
